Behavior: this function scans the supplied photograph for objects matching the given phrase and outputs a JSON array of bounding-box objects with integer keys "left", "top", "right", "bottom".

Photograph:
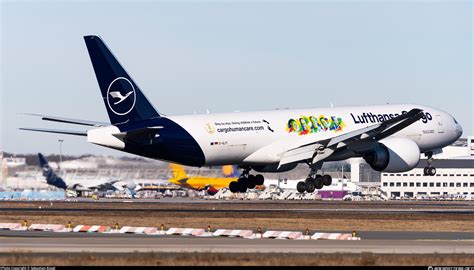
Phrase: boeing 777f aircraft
[{"left": 22, "top": 35, "right": 463, "bottom": 194}]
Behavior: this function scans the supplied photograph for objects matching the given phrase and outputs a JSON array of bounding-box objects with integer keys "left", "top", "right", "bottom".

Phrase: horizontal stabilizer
[
  {"left": 21, "top": 113, "right": 108, "bottom": 127},
  {"left": 112, "top": 126, "right": 163, "bottom": 140},
  {"left": 20, "top": 128, "right": 87, "bottom": 136}
]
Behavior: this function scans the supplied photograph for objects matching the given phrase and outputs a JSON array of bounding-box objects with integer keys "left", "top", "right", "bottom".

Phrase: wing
[
  {"left": 278, "top": 108, "right": 425, "bottom": 167},
  {"left": 20, "top": 113, "right": 108, "bottom": 127}
]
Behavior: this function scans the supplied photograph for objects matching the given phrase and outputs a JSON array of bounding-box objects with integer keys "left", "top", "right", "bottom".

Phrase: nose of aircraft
[
  {"left": 455, "top": 122, "right": 463, "bottom": 138},
  {"left": 452, "top": 116, "right": 463, "bottom": 139}
]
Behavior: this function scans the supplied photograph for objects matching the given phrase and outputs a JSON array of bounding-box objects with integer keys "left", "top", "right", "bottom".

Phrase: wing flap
[{"left": 279, "top": 143, "right": 324, "bottom": 167}]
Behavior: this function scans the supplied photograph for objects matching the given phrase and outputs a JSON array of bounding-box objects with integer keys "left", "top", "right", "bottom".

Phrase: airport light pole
[
  {"left": 341, "top": 165, "right": 344, "bottom": 193},
  {"left": 58, "top": 139, "right": 64, "bottom": 171}
]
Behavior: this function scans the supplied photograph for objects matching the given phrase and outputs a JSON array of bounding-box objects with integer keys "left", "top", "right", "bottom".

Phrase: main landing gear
[
  {"left": 423, "top": 152, "right": 436, "bottom": 176},
  {"left": 297, "top": 168, "right": 332, "bottom": 194},
  {"left": 229, "top": 168, "right": 265, "bottom": 193}
]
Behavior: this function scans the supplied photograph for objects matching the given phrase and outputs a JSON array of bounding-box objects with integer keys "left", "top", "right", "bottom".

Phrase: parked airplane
[
  {"left": 168, "top": 164, "right": 242, "bottom": 195},
  {"left": 22, "top": 35, "right": 463, "bottom": 194},
  {"left": 37, "top": 153, "right": 137, "bottom": 196}
]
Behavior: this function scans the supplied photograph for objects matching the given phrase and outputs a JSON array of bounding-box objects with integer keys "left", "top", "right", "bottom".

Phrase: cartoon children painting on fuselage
[
  {"left": 298, "top": 117, "right": 310, "bottom": 135},
  {"left": 287, "top": 119, "right": 300, "bottom": 133},
  {"left": 286, "top": 114, "right": 345, "bottom": 135},
  {"left": 309, "top": 116, "right": 321, "bottom": 133}
]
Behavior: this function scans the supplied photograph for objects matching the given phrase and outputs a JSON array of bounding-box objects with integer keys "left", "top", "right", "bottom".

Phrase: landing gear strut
[
  {"left": 297, "top": 166, "right": 332, "bottom": 193},
  {"left": 229, "top": 167, "right": 265, "bottom": 193},
  {"left": 423, "top": 152, "right": 436, "bottom": 176}
]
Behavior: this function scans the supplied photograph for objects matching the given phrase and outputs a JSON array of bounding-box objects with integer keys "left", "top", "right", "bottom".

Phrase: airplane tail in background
[
  {"left": 38, "top": 153, "right": 49, "bottom": 168},
  {"left": 37, "top": 153, "right": 67, "bottom": 190},
  {"left": 169, "top": 163, "right": 188, "bottom": 180},
  {"left": 84, "top": 35, "right": 160, "bottom": 126},
  {"left": 222, "top": 165, "right": 240, "bottom": 178}
]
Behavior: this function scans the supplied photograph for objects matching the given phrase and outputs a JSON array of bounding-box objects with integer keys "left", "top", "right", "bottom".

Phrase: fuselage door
[{"left": 435, "top": 114, "right": 444, "bottom": 133}]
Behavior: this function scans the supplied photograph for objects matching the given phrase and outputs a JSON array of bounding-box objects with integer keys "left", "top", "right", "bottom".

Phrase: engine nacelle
[
  {"left": 252, "top": 163, "right": 298, "bottom": 173},
  {"left": 363, "top": 137, "right": 420, "bottom": 173}
]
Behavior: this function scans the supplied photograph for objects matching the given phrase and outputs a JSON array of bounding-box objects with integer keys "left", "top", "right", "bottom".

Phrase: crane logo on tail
[
  {"left": 109, "top": 91, "right": 133, "bottom": 105},
  {"left": 107, "top": 77, "right": 136, "bottom": 115}
]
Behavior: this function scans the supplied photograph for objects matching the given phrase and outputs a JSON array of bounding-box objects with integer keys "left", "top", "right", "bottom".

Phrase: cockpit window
[{"left": 454, "top": 118, "right": 458, "bottom": 124}]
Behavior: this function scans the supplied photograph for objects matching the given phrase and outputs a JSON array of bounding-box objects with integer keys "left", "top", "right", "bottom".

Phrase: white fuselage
[
  {"left": 167, "top": 104, "right": 462, "bottom": 166},
  {"left": 87, "top": 103, "right": 462, "bottom": 167}
]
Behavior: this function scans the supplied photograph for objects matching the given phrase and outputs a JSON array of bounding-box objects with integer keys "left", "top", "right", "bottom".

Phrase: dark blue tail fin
[
  {"left": 38, "top": 153, "right": 49, "bottom": 168},
  {"left": 84, "top": 35, "right": 160, "bottom": 125},
  {"left": 37, "top": 153, "right": 67, "bottom": 190}
]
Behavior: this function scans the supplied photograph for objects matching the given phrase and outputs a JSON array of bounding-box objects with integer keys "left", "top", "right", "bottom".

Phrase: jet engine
[
  {"left": 363, "top": 137, "right": 420, "bottom": 173},
  {"left": 252, "top": 163, "right": 298, "bottom": 173}
]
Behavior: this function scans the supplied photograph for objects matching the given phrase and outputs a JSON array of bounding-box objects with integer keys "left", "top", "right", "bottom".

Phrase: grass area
[
  {"left": 1, "top": 252, "right": 473, "bottom": 266},
  {"left": 1, "top": 211, "right": 473, "bottom": 232}
]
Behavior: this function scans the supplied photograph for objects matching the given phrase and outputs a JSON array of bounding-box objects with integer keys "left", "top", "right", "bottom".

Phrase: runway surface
[
  {"left": 5, "top": 197, "right": 474, "bottom": 205},
  {"left": 1, "top": 235, "right": 472, "bottom": 254},
  {"left": 2, "top": 207, "right": 473, "bottom": 214}
]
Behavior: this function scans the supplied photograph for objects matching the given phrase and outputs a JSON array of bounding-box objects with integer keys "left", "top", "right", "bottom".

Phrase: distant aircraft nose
[
  {"left": 452, "top": 115, "right": 463, "bottom": 139},
  {"left": 456, "top": 121, "right": 463, "bottom": 138}
]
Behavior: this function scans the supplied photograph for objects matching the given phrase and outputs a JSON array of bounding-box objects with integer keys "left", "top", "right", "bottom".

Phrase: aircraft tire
[
  {"left": 322, "top": 175, "right": 332, "bottom": 186},
  {"left": 423, "top": 167, "right": 429, "bottom": 176},
  {"left": 305, "top": 182, "right": 316, "bottom": 193},
  {"left": 297, "top": 181, "right": 306, "bottom": 193},
  {"left": 247, "top": 180, "right": 256, "bottom": 190},
  {"left": 315, "top": 178, "right": 324, "bottom": 189},
  {"left": 246, "top": 175, "right": 256, "bottom": 189},
  {"left": 254, "top": 174, "right": 264, "bottom": 185},
  {"left": 428, "top": 167, "right": 436, "bottom": 176},
  {"left": 238, "top": 182, "right": 248, "bottom": 193},
  {"left": 229, "top": 181, "right": 239, "bottom": 193}
]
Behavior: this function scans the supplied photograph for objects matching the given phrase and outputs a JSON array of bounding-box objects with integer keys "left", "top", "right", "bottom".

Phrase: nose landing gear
[
  {"left": 424, "top": 166, "right": 436, "bottom": 176},
  {"left": 423, "top": 152, "right": 437, "bottom": 176}
]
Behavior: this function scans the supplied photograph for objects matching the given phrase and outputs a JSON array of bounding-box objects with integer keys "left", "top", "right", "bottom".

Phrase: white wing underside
[{"left": 278, "top": 124, "right": 382, "bottom": 167}]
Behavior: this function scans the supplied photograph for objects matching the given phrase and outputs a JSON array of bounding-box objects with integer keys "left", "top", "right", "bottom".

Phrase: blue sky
[{"left": 1, "top": 1, "right": 472, "bottom": 155}]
